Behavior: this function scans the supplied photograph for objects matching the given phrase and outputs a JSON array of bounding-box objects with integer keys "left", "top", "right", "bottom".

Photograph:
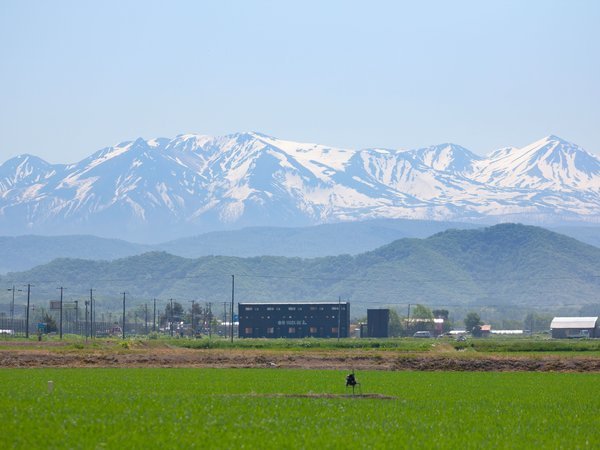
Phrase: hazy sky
[{"left": 1, "top": 0, "right": 599, "bottom": 163}]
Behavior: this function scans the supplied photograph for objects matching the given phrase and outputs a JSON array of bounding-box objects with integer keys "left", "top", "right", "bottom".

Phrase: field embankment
[{"left": 1, "top": 338, "right": 599, "bottom": 372}]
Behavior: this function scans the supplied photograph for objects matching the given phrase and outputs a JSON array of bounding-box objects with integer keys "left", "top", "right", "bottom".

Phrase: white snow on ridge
[
  {"left": 256, "top": 134, "right": 356, "bottom": 172},
  {"left": 0, "top": 132, "right": 598, "bottom": 238}
]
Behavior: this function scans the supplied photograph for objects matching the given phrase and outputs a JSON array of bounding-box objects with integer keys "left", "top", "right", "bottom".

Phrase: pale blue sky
[{"left": 1, "top": 0, "right": 599, "bottom": 163}]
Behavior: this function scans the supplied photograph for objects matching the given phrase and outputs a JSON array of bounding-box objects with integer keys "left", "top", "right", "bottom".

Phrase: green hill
[
  {"left": 0, "top": 219, "right": 476, "bottom": 273},
  {"left": 2, "top": 224, "right": 599, "bottom": 318}
]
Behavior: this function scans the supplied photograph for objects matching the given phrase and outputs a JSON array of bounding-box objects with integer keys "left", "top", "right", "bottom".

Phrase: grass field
[
  {"left": 1, "top": 368, "right": 598, "bottom": 449},
  {"left": 3, "top": 334, "right": 600, "bottom": 356}
]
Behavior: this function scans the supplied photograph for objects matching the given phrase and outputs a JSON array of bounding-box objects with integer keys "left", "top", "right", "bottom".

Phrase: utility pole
[
  {"left": 89, "top": 289, "right": 95, "bottom": 339},
  {"left": 406, "top": 303, "right": 411, "bottom": 337},
  {"left": 191, "top": 300, "right": 195, "bottom": 337},
  {"left": 122, "top": 292, "right": 127, "bottom": 340},
  {"left": 7, "top": 286, "right": 22, "bottom": 336},
  {"left": 74, "top": 300, "right": 79, "bottom": 335},
  {"left": 207, "top": 302, "right": 213, "bottom": 339},
  {"left": 58, "top": 287, "right": 65, "bottom": 339},
  {"left": 170, "top": 298, "right": 174, "bottom": 337},
  {"left": 337, "top": 296, "right": 342, "bottom": 341},
  {"left": 24, "top": 284, "right": 32, "bottom": 339},
  {"left": 144, "top": 303, "right": 148, "bottom": 335},
  {"left": 153, "top": 298, "right": 156, "bottom": 332},
  {"left": 84, "top": 300, "right": 89, "bottom": 342},
  {"left": 230, "top": 275, "right": 235, "bottom": 342}
]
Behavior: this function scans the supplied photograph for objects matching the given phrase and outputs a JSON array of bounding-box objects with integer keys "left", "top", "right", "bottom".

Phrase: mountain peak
[
  {"left": 0, "top": 132, "right": 598, "bottom": 240},
  {"left": 409, "top": 142, "right": 480, "bottom": 173},
  {"left": 533, "top": 134, "right": 571, "bottom": 146}
]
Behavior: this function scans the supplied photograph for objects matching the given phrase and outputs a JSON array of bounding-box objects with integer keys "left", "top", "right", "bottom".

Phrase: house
[{"left": 550, "top": 317, "right": 599, "bottom": 339}]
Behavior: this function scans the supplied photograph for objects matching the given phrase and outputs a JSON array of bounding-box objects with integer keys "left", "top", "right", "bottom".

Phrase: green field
[
  {"left": 5, "top": 334, "right": 600, "bottom": 356},
  {"left": 1, "top": 368, "right": 598, "bottom": 449}
]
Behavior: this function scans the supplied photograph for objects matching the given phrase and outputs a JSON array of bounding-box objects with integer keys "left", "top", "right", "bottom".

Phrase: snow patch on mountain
[{"left": 0, "top": 133, "right": 598, "bottom": 241}]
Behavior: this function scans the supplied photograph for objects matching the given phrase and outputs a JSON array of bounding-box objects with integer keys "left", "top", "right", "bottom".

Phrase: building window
[
  {"left": 288, "top": 306, "right": 296, "bottom": 311},
  {"left": 244, "top": 327, "right": 253, "bottom": 335},
  {"left": 245, "top": 307, "right": 253, "bottom": 311},
  {"left": 309, "top": 327, "right": 317, "bottom": 334},
  {"left": 267, "top": 327, "right": 274, "bottom": 335},
  {"left": 310, "top": 306, "right": 317, "bottom": 311},
  {"left": 331, "top": 327, "right": 338, "bottom": 334},
  {"left": 267, "top": 307, "right": 274, "bottom": 311},
  {"left": 288, "top": 327, "right": 296, "bottom": 334}
]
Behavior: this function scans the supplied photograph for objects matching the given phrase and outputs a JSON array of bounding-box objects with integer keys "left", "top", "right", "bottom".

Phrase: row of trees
[
  {"left": 160, "top": 301, "right": 218, "bottom": 334},
  {"left": 381, "top": 304, "right": 557, "bottom": 337},
  {"left": 7, "top": 300, "right": 222, "bottom": 336}
]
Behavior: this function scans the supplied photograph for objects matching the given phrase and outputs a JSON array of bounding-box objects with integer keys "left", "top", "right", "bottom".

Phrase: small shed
[
  {"left": 480, "top": 324, "right": 491, "bottom": 337},
  {"left": 550, "top": 317, "right": 599, "bottom": 339}
]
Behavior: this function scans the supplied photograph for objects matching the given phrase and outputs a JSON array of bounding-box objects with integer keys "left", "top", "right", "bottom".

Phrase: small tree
[
  {"left": 388, "top": 309, "right": 403, "bottom": 337},
  {"left": 523, "top": 313, "right": 552, "bottom": 333},
  {"left": 41, "top": 311, "right": 58, "bottom": 333},
  {"left": 409, "top": 304, "right": 434, "bottom": 333},
  {"left": 160, "top": 301, "right": 184, "bottom": 326},
  {"left": 464, "top": 312, "right": 482, "bottom": 334},
  {"left": 412, "top": 304, "right": 433, "bottom": 320}
]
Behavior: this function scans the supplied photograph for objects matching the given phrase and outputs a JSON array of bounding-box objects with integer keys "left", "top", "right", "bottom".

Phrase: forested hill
[{"left": 2, "top": 224, "right": 599, "bottom": 314}]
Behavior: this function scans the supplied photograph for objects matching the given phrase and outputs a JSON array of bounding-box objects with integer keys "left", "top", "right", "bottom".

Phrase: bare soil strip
[
  {"left": 247, "top": 393, "right": 397, "bottom": 400},
  {"left": 1, "top": 345, "right": 599, "bottom": 372}
]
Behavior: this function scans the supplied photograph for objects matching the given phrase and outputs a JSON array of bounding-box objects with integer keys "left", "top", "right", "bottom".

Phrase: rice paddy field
[{"left": 1, "top": 368, "right": 598, "bottom": 449}]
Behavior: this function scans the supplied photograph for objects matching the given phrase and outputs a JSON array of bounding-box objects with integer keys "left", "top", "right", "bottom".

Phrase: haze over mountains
[
  {"left": 0, "top": 133, "right": 598, "bottom": 242},
  {"left": 3, "top": 224, "right": 599, "bottom": 317},
  {"left": 1, "top": 219, "right": 599, "bottom": 275}
]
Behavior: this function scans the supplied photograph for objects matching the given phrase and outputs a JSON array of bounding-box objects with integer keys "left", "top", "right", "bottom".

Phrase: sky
[{"left": 1, "top": 0, "right": 599, "bottom": 164}]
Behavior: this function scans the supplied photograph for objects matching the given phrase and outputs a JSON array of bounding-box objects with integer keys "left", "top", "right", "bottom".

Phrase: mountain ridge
[
  {"left": 1, "top": 219, "right": 599, "bottom": 274},
  {"left": 2, "top": 224, "right": 599, "bottom": 317},
  {"left": 0, "top": 132, "right": 598, "bottom": 241}
]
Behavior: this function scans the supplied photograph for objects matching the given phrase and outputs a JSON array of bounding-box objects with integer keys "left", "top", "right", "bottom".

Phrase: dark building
[
  {"left": 367, "top": 309, "right": 389, "bottom": 338},
  {"left": 238, "top": 302, "right": 350, "bottom": 338}
]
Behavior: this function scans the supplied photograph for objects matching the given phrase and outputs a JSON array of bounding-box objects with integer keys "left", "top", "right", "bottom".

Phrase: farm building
[
  {"left": 238, "top": 302, "right": 350, "bottom": 338},
  {"left": 480, "top": 324, "right": 492, "bottom": 337},
  {"left": 367, "top": 309, "right": 389, "bottom": 338},
  {"left": 550, "top": 317, "right": 599, "bottom": 338}
]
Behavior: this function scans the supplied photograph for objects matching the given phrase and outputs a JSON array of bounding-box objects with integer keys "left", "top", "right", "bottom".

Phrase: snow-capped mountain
[
  {"left": 472, "top": 135, "right": 600, "bottom": 191},
  {"left": 0, "top": 133, "right": 598, "bottom": 241}
]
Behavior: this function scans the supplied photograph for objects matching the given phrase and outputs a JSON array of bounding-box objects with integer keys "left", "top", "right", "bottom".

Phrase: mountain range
[
  {"left": 1, "top": 219, "right": 600, "bottom": 274},
  {"left": 1, "top": 133, "right": 598, "bottom": 241},
  {"left": 3, "top": 224, "right": 599, "bottom": 318}
]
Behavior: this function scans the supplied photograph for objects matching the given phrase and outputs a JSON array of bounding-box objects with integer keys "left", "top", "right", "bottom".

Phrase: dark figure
[
  {"left": 346, "top": 372, "right": 361, "bottom": 395},
  {"left": 346, "top": 373, "right": 357, "bottom": 388}
]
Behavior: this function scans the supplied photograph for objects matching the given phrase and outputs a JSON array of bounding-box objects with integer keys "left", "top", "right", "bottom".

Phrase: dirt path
[{"left": 1, "top": 344, "right": 599, "bottom": 372}]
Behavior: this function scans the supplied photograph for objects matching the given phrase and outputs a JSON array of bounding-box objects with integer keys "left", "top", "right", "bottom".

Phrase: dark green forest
[{"left": 1, "top": 224, "right": 599, "bottom": 319}]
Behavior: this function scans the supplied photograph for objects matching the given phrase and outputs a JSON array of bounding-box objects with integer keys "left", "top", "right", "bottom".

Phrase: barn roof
[{"left": 550, "top": 317, "right": 598, "bottom": 329}]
